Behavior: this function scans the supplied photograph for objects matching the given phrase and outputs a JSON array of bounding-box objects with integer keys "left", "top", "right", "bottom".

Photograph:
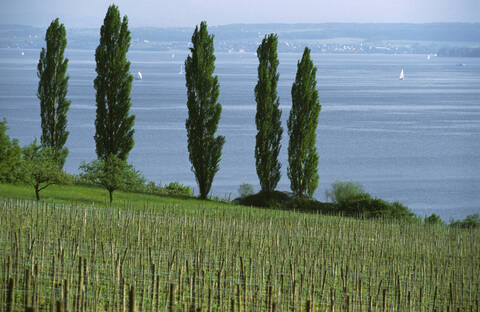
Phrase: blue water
[{"left": 1, "top": 48, "right": 480, "bottom": 221}]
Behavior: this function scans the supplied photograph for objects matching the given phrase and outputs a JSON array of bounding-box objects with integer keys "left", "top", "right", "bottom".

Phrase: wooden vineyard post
[
  {"left": 128, "top": 285, "right": 136, "bottom": 312},
  {"left": 56, "top": 300, "right": 65, "bottom": 312},
  {"left": 382, "top": 289, "right": 387, "bottom": 312},
  {"left": 168, "top": 283, "right": 176, "bottom": 312},
  {"left": 6, "top": 277, "right": 15, "bottom": 312}
]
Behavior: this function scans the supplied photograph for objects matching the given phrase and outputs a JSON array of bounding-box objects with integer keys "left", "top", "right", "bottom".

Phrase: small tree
[
  {"left": 185, "top": 21, "right": 225, "bottom": 199},
  {"left": 287, "top": 47, "right": 321, "bottom": 197},
  {"left": 0, "top": 119, "right": 22, "bottom": 183},
  {"left": 255, "top": 34, "right": 282, "bottom": 194},
  {"left": 37, "top": 18, "right": 71, "bottom": 167},
  {"left": 79, "top": 155, "right": 144, "bottom": 205},
  {"left": 94, "top": 5, "right": 135, "bottom": 161},
  {"left": 425, "top": 214, "right": 445, "bottom": 225},
  {"left": 21, "top": 140, "right": 68, "bottom": 200},
  {"left": 325, "top": 181, "right": 365, "bottom": 205},
  {"left": 238, "top": 183, "right": 254, "bottom": 198}
]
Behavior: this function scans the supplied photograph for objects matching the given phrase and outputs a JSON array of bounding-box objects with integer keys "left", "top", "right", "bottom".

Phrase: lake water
[{"left": 1, "top": 48, "right": 480, "bottom": 221}]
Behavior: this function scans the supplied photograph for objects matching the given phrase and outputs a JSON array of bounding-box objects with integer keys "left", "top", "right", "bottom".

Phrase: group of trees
[
  {"left": 188, "top": 27, "right": 322, "bottom": 200},
  {"left": 254, "top": 34, "right": 321, "bottom": 198},
  {"left": 1, "top": 5, "right": 322, "bottom": 203}
]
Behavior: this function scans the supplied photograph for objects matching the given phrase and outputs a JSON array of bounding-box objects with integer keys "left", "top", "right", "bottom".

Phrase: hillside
[{"left": 0, "top": 184, "right": 479, "bottom": 310}]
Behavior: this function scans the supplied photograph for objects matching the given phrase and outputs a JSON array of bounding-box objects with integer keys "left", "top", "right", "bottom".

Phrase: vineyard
[{"left": 0, "top": 198, "right": 479, "bottom": 311}]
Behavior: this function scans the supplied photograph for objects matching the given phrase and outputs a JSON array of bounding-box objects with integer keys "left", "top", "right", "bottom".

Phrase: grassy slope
[
  {"left": 0, "top": 185, "right": 479, "bottom": 310},
  {"left": 0, "top": 183, "right": 238, "bottom": 211},
  {"left": 1, "top": 183, "right": 479, "bottom": 310}
]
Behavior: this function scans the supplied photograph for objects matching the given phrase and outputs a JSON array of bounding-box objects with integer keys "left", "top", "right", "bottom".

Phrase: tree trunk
[
  {"left": 35, "top": 185, "right": 40, "bottom": 201},
  {"left": 109, "top": 189, "right": 113, "bottom": 206}
]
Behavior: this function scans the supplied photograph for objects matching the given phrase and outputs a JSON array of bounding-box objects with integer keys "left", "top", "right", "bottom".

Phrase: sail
[
  {"left": 399, "top": 69, "right": 404, "bottom": 80},
  {"left": 136, "top": 72, "right": 143, "bottom": 80}
]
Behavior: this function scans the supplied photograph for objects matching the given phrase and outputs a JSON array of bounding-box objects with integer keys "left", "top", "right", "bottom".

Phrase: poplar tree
[
  {"left": 94, "top": 5, "right": 135, "bottom": 161},
  {"left": 255, "top": 34, "right": 282, "bottom": 193},
  {"left": 37, "top": 18, "right": 70, "bottom": 167},
  {"left": 185, "top": 21, "right": 225, "bottom": 200},
  {"left": 287, "top": 47, "right": 321, "bottom": 197}
]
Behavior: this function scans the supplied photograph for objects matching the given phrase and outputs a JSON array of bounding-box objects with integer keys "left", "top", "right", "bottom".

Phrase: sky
[{"left": 1, "top": 0, "right": 480, "bottom": 28}]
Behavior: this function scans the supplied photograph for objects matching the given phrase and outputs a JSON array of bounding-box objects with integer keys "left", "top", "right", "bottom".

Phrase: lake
[{"left": 1, "top": 48, "right": 479, "bottom": 221}]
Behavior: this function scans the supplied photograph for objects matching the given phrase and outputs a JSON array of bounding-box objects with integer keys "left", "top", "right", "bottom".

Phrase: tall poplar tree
[
  {"left": 185, "top": 21, "right": 225, "bottom": 200},
  {"left": 255, "top": 34, "right": 282, "bottom": 193},
  {"left": 94, "top": 5, "right": 135, "bottom": 161},
  {"left": 287, "top": 47, "right": 321, "bottom": 197},
  {"left": 37, "top": 18, "right": 70, "bottom": 167}
]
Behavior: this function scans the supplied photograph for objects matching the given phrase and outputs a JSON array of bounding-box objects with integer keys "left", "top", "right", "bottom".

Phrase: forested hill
[{"left": 1, "top": 23, "right": 479, "bottom": 55}]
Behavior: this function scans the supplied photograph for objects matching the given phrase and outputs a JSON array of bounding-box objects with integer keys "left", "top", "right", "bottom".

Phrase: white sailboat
[
  {"left": 135, "top": 72, "right": 143, "bottom": 80},
  {"left": 399, "top": 68, "right": 405, "bottom": 80},
  {"left": 179, "top": 64, "right": 183, "bottom": 75}
]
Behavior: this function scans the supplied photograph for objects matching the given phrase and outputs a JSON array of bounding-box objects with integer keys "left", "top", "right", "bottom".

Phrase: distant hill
[{"left": 1, "top": 23, "right": 479, "bottom": 56}]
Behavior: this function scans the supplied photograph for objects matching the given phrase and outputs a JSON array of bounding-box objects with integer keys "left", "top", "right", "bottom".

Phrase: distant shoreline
[{"left": 1, "top": 23, "right": 479, "bottom": 56}]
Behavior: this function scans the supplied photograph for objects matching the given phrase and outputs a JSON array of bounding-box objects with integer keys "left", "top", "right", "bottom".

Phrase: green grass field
[
  {"left": 0, "top": 183, "right": 236, "bottom": 212},
  {"left": 0, "top": 184, "right": 479, "bottom": 311}
]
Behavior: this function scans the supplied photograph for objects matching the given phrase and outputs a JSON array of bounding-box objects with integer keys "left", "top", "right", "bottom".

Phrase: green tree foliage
[
  {"left": 185, "top": 21, "right": 225, "bottom": 199},
  {"left": 21, "top": 140, "right": 68, "bottom": 200},
  {"left": 0, "top": 119, "right": 22, "bottom": 183},
  {"left": 255, "top": 34, "right": 283, "bottom": 193},
  {"left": 287, "top": 47, "right": 321, "bottom": 197},
  {"left": 94, "top": 5, "right": 135, "bottom": 161},
  {"left": 450, "top": 214, "right": 480, "bottom": 229},
  {"left": 37, "top": 18, "right": 70, "bottom": 167},
  {"left": 425, "top": 213, "right": 445, "bottom": 225},
  {"left": 238, "top": 183, "right": 254, "bottom": 198},
  {"left": 79, "top": 155, "right": 144, "bottom": 205},
  {"left": 325, "top": 181, "right": 365, "bottom": 205}
]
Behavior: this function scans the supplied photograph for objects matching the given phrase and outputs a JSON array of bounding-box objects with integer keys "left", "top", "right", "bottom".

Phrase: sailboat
[
  {"left": 399, "top": 68, "right": 405, "bottom": 80},
  {"left": 135, "top": 72, "right": 143, "bottom": 80},
  {"left": 179, "top": 64, "right": 183, "bottom": 75}
]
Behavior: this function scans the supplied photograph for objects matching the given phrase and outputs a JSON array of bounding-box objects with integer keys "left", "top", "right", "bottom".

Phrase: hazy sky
[{"left": 1, "top": 0, "right": 480, "bottom": 28}]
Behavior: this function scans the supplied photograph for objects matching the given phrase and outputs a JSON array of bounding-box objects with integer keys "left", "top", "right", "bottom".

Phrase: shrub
[
  {"left": 285, "top": 197, "right": 336, "bottom": 214},
  {"left": 324, "top": 181, "right": 416, "bottom": 221},
  {"left": 450, "top": 214, "right": 480, "bottom": 229},
  {"left": 340, "top": 195, "right": 416, "bottom": 220},
  {"left": 0, "top": 119, "right": 22, "bottom": 183},
  {"left": 325, "top": 181, "right": 365, "bottom": 205},
  {"left": 144, "top": 181, "right": 193, "bottom": 197},
  {"left": 425, "top": 213, "right": 445, "bottom": 225},
  {"left": 236, "top": 191, "right": 291, "bottom": 209},
  {"left": 238, "top": 183, "right": 254, "bottom": 198},
  {"left": 164, "top": 182, "right": 193, "bottom": 197}
]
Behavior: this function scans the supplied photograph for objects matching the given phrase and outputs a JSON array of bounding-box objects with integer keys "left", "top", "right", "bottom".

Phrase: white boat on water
[
  {"left": 399, "top": 68, "right": 405, "bottom": 80},
  {"left": 136, "top": 72, "right": 143, "bottom": 80},
  {"left": 179, "top": 64, "right": 183, "bottom": 75}
]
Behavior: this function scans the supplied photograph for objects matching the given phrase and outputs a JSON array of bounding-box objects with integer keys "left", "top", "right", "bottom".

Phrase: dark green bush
[
  {"left": 0, "top": 118, "right": 22, "bottom": 183},
  {"left": 425, "top": 213, "right": 445, "bottom": 225},
  {"left": 236, "top": 191, "right": 291, "bottom": 208},
  {"left": 450, "top": 214, "right": 480, "bottom": 229},
  {"left": 285, "top": 197, "right": 336, "bottom": 214},
  {"left": 338, "top": 194, "right": 416, "bottom": 221}
]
